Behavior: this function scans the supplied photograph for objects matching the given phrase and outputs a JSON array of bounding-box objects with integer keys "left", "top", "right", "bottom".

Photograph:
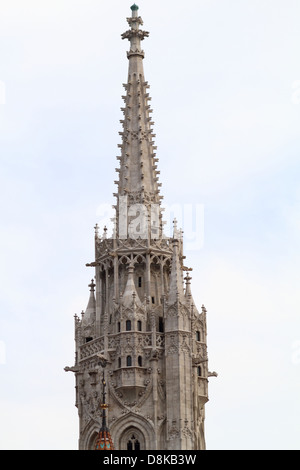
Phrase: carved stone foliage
[
  {"left": 165, "top": 331, "right": 192, "bottom": 356},
  {"left": 168, "top": 420, "right": 179, "bottom": 440},
  {"left": 165, "top": 334, "right": 179, "bottom": 355},
  {"left": 182, "top": 419, "right": 193, "bottom": 439},
  {"left": 79, "top": 390, "right": 102, "bottom": 431},
  {"left": 165, "top": 302, "right": 190, "bottom": 320}
]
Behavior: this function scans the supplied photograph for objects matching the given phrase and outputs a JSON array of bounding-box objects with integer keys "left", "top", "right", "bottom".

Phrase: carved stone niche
[{"left": 88, "top": 370, "right": 99, "bottom": 386}]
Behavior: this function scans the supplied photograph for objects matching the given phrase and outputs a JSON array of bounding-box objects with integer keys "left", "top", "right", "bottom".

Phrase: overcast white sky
[{"left": 0, "top": 0, "right": 300, "bottom": 450}]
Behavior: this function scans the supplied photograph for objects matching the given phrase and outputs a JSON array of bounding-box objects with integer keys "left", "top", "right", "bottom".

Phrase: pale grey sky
[{"left": 0, "top": 0, "right": 300, "bottom": 449}]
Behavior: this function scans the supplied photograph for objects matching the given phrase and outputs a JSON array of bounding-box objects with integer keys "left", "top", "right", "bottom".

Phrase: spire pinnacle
[
  {"left": 115, "top": 7, "right": 163, "bottom": 239},
  {"left": 121, "top": 264, "right": 142, "bottom": 307},
  {"left": 168, "top": 239, "right": 185, "bottom": 304},
  {"left": 82, "top": 279, "right": 96, "bottom": 326}
]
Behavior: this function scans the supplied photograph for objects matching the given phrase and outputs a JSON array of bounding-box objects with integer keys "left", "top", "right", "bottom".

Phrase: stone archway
[
  {"left": 79, "top": 421, "right": 100, "bottom": 450},
  {"left": 110, "top": 413, "right": 155, "bottom": 450}
]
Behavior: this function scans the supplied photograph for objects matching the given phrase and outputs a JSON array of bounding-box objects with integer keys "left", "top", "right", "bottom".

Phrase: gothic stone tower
[{"left": 65, "top": 4, "right": 214, "bottom": 450}]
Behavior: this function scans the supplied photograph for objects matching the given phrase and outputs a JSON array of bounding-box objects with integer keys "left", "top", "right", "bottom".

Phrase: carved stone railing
[
  {"left": 156, "top": 333, "right": 164, "bottom": 349},
  {"left": 95, "top": 237, "right": 173, "bottom": 261},
  {"left": 107, "top": 331, "right": 164, "bottom": 352},
  {"left": 79, "top": 337, "right": 104, "bottom": 361},
  {"left": 79, "top": 331, "right": 165, "bottom": 363}
]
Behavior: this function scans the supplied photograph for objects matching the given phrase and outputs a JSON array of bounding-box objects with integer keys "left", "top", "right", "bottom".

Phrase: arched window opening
[
  {"left": 196, "top": 330, "right": 201, "bottom": 341},
  {"left": 127, "top": 355, "right": 132, "bottom": 367},
  {"left": 137, "top": 320, "right": 142, "bottom": 331},
  {"left": 126, "top": 320, "right": 132, "bottom": 331},
  {"left": 127, "top": 435, "right": 140, "bottom": 451},
  {"left": 138, "top": 356, "right": 142, "bottom": 367},
  {"left": 85, "top": 337, "right": 93, "bottom": 343},
  {"left": 138, "top": 276, "right": 142, "bottom": 287},
  {"left": 117, "top": 322, "right": 121, "bottom": 332},
  {"left": 118, "top": 357, "right": 121, "bottom": 368},
  {"left": 120, "top": 427, "right": 145, "bottom": 451},
  {"left": 197, "top": 366, "right": 202, "bottom": 377},
  {"left": 158, "top": 317, "right": 164, "bottom": 333},
  {"left": 89, "top": 431, "right": 100, "bottom": 450}
]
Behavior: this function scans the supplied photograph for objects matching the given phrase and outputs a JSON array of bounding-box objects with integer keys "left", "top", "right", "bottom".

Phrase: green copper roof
[{"left": 130, "top": 4, "right": 139, "bottom": 11}]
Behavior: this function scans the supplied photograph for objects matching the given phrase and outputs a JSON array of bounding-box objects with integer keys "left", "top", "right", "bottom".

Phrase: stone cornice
[{"left": 121, "top": 29, "right": 149, "bottom": 41}]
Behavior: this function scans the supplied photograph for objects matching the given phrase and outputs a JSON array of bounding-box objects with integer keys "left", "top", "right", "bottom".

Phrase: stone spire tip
[{"left": 88, "top": 279, "right": 95, "bottom": 292}]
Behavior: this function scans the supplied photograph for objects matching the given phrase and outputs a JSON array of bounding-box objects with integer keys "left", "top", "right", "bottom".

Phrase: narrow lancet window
[{"left": 127, "top": 356, "right": 132, "bottom": 367}]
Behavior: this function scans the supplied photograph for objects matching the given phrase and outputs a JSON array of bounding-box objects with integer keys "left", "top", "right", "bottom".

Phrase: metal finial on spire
[{"left": 121, "top": 6, "right": 149, "bottom": 44}]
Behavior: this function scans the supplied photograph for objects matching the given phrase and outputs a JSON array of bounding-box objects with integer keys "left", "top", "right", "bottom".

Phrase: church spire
[
  {"left": 115, "top": 4, "right": 163, "bottom": 238},
  {"left": 66, "top": 5, "right": 213, "bottom": 451}
]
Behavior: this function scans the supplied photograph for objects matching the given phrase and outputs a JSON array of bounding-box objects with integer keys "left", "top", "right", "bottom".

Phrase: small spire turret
[{"left": 168, "top": 238, "right": 185, "bottom": 304}]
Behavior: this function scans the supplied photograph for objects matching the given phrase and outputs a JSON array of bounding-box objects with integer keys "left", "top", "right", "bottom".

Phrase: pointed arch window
[
  {"left": 120, "top": 428, "right": 145, "bottom": 451},
  {"left": 126, "top": 355, "right": 132, "bottom": 367},
  {"left": 137, "top": 320, "right": 142, "bottom": 331},
  {"left": 138, "top": 356, "right": 142, "bottom": 367},
  {"left": 196, "top": 330, "right": 201, "bottom": 342},
  {"left": 197, "top": 366, "right": 202, "bottom": 377},
  {"left": 127, "top": 435, "right": 140, "bottom": 451},
  {"left": 126, "top": 320, "right": 132, "bottom": 331}
]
